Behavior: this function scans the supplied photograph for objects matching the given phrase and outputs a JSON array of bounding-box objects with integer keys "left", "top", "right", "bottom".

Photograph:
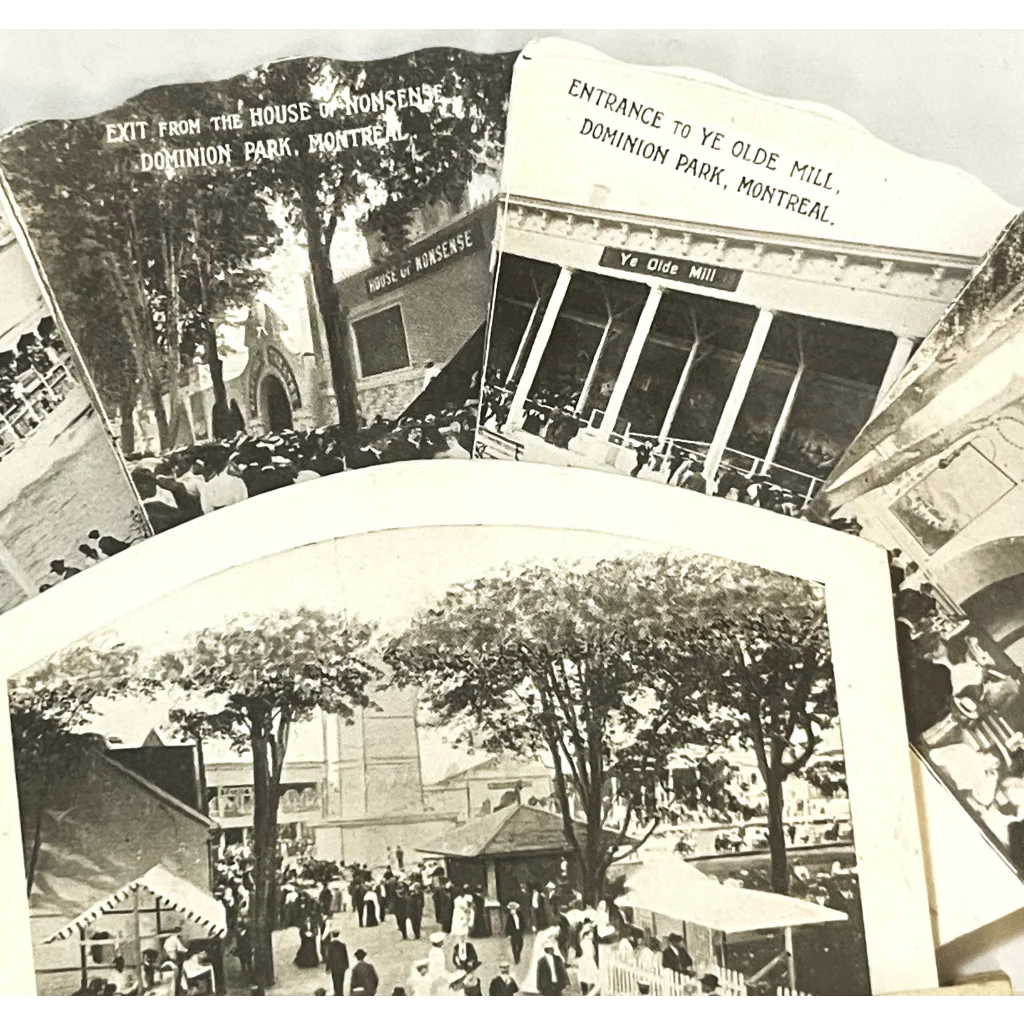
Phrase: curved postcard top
[
  {"left": 0, "top": 47, "right": 515, "bottom": 562},
  {"left": 505, "top": 39, "right": 1016, "bottom": 258}
]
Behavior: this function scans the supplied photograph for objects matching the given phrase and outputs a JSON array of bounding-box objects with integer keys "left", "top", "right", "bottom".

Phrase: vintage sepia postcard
[
  {"left": 821, "top": 211, "right": 1024, "bottom": 942},
  {"left": 0, "top": 197, "right": 147, "bottom": 612},
  {"left": 476, "top": 39, "right": 1015, "bottom": 527},
  {"left": 0, "top": 461, "right": 935, "bottom": 995},
  {"left": 0, "top": 47, "right": 514, "bottom": 544}
]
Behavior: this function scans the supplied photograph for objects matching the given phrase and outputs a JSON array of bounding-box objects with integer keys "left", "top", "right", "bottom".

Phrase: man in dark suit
[
  {"left": 505, "top": 900, "right": 525, "bottom": 965},
  {"left": 393, "top": 881, "right": 409, "bottom": 939},
  {"left": 535, "top": 940, "right": 568, "bottom": 996},
  {"left": 661, "top": 933, "right": 693, "bottom": 976},
  {"left": 323, "top": 930, "right": 349, "bottom": 996},
  {"left": 489, "top": 961, "right": 519, "bottom": 996},
  {"left": 407, "top": 881, "right": 425, "bottom": 940},
  {"left": 349, "top": 949, "right": 378, "bottom": 996}
]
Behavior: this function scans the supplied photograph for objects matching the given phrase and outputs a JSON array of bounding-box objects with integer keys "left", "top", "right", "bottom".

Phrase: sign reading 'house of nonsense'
[
  {"left": 365, "top": 216, "right": 486, "bottom": 298},
  {"left": 600, "top": 247, "right": 743, "bottom": 292}
]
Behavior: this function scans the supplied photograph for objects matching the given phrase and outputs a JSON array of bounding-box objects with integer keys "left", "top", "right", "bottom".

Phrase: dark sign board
[
  {"left": 365, "top": 215, "right": 486, "bottom": 299},
  {"left": 599, "top": 247, "right": 743, "bottom": 292}
]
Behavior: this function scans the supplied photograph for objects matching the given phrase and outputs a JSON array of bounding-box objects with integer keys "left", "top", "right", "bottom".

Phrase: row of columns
[{"left": 504, "top": 263, "right": 918, "bottom": 483}]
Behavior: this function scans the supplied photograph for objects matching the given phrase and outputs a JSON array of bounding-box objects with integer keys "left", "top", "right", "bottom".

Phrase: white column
[
  {"left": 575, "top": 312, "right": 614, "bottom": 415},
  {"left": 595, "top": 286, "right": 663, "bottom": 442},
  {"left": 657, "top": 339, "right": 701, "bottom": 443},
  {"left": 505, "top": 292, "right": 543, "bottom": 385},
  {"left": 704, "top": 308, "right": 775, "bottom": 484},
  {"left": 761, "top": 361, "right": 806, "bottom": 473},
  {"left": 872, "top": 335, "right": 916, "bottom": 414},
  {"left": 506, "top": 266, "right": 573, "bottom": 429}
]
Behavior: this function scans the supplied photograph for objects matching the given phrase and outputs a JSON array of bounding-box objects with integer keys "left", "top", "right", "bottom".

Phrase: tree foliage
[
  {"left": 8, "top": 641, "right": 141, "bottom": 895},
  {"left": 238, "top": 50, "right": 514, "bottom": 434},
  {"left": 639, "top": 563, "right": 836, "bottom": 893},
  {"left": 387, "top": 551, "right": 837, "bottom": 900},
  {"left": 0, "top": 85, "right": 284, "bottom": 451},
  {"left": 145, "top": 607, "right": 381, "bottom": 988},
  {"left": 0, "top": 50, "right": 514, "bottom": 451}
]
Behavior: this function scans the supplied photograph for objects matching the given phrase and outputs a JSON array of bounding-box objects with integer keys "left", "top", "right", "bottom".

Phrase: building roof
[
  {"left": 43, "top": 864, "right": 227, "bottom": 944},
  {"left": 416, "top": 803, "right": 619, "bottom": 859},
  {"left": 425, "top": 753, "right": 551, "bottom": 789},
  {"left": 102, "top": 755, "right": 216, "bottom": 831},
  {"left": 618, "top": 858, "right": 847, "bottom": 935}
]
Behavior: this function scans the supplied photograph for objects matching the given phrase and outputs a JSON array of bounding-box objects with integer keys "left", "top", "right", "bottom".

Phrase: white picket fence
[
  {"left": 776, "top": 986, "right": 812, "bottom": 997},
  {"left": 600, "top": 947, "right": 747, "bottom": 996},
  {"left": 600, "top": 948, "right": 812, "bottom": 997}
]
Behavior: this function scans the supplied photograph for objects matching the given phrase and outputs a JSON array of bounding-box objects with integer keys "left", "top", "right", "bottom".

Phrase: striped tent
[{"left": 43, "top": 864, "right": 227, "bottom": 944}]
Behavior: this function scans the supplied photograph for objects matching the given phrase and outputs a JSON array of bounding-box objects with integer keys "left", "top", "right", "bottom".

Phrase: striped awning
[{"left": 43, "top": 864, "right": 227, "bottom": 944}]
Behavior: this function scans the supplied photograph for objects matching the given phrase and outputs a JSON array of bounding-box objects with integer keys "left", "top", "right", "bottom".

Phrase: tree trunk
[
  {"left": 22, "top": 770, "right": 51, "bottom": 898},
  {"left": 118, "top": 393, "right": 136, "bottom": 454},
  {"left": 765, "top": 769, "right": 789, "bottom": 895},
  {"left": 250, "top": 733, "right": 278, "bottom": 989},
  {"left": 25, "top": 804, "right": 44, "bottom": 899},
  {"left": 204, "top": 325, "right": 233, "bottom": 439},
  {"left": 582, "top": 775, "right": 607, "bottom": 905},
  {"left": 146, "top": 378, "right": 172, "bottom": 452},
  {"left": 297, "top": 180, "right": 360, "bottom": 440},
  {"left": 579, "top": 848, "right": 605, "bottom": 907},
  {"left": 194, "top": 739, "right": 209, "bottom": 817}
]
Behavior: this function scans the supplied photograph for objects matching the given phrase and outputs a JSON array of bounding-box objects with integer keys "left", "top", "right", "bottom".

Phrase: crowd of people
[
  {"left": 204, "top": 842, "right": 736, "bottom": 996},
  {"left": 39, "top": 527, "right": 134, "bottom": 592},
  {"left": 873, "top": 545, "right": 1024, "bottom": 865},
  {"left": 480, "top": 380, "right": 822, "bottom": 519},
  {"left": 0, "top": 317, "right": 72, "bottom": 441},
  {"left": 127, "top": 399, "right": 479, "bottom": 534}
]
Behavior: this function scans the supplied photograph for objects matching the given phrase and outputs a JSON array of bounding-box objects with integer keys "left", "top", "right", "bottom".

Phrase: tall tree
[
  {"left": 0, "top": 84, "right": 283, "bottom": 451},
  {"left": 7, "top": 642, "right": 140, "bottom": 896},
  {"left": 388, "top": 552, "right": 838, "bottom": 901},
  {"left": 643, "top": 560, "right": 837, "bottom": 895},
  {"left": 146, "top": 608, "right": 380, "bottom": 989},
  {"left": 241, "top": 50, "right": 514, "bottom": 438},
  {"left": 386, "top": 555, "right": 711, "bottom": 904}
]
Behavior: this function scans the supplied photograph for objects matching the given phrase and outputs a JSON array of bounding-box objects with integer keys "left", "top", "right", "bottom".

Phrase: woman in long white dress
[
  {"left": 450, "top": 892, "right": 473, "bottom": 939},
  {"left": 521, "top": 926, "right": 562, "bottom": 995},
  {"left": 577, "top": 923, "right": 600, "bottom": 995}
]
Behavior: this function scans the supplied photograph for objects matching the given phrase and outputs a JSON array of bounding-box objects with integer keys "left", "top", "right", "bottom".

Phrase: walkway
[{"left": 224, "top": 912, "right": 582, "bottom": 996}]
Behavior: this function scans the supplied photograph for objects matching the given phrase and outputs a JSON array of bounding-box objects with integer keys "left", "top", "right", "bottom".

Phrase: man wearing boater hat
[
  {"left": 505, "top": 900, "right": 525, "bottom": 966},
  {"left": 488, "top": 961, "right": 519, "bottom": 996}
]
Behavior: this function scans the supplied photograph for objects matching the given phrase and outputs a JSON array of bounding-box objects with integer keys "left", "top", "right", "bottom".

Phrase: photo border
[{"left": 0, "top": 459, "right": 937, "bottom": 994}]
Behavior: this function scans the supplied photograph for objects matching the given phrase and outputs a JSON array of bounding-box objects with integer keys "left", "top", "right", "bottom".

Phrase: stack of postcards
[{"left": 0, "top": 37, "right": 1021, "bottom": 998}]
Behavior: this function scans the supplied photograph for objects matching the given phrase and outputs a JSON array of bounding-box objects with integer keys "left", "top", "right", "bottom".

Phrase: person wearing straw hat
[
  {"left": 505, "top": 900, "right": 525, "bottom": 965},
  {"left": 488, "top": 961, "right": 519, "bottom": 996}
]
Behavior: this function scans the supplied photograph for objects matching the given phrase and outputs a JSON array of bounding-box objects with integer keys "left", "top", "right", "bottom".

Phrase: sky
[{"left": 2, "top": 32, "right": 1023, "bottom": 207}]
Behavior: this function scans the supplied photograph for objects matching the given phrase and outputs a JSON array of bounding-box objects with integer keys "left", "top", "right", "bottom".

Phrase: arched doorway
[
  {"left": 261, "top": 374, "right": 293, "bottom": 432},
  {"left": 943, "top": 536, "right": 1024, "bottom": 669},
  {"left": 963, "top": 574, "right": 1024, "bottom": 669}
]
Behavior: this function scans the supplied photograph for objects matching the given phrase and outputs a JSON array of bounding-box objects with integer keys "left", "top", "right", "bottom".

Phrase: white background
[{"left": 0, "top": 25, "right": 1022, "bottom": 994}]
